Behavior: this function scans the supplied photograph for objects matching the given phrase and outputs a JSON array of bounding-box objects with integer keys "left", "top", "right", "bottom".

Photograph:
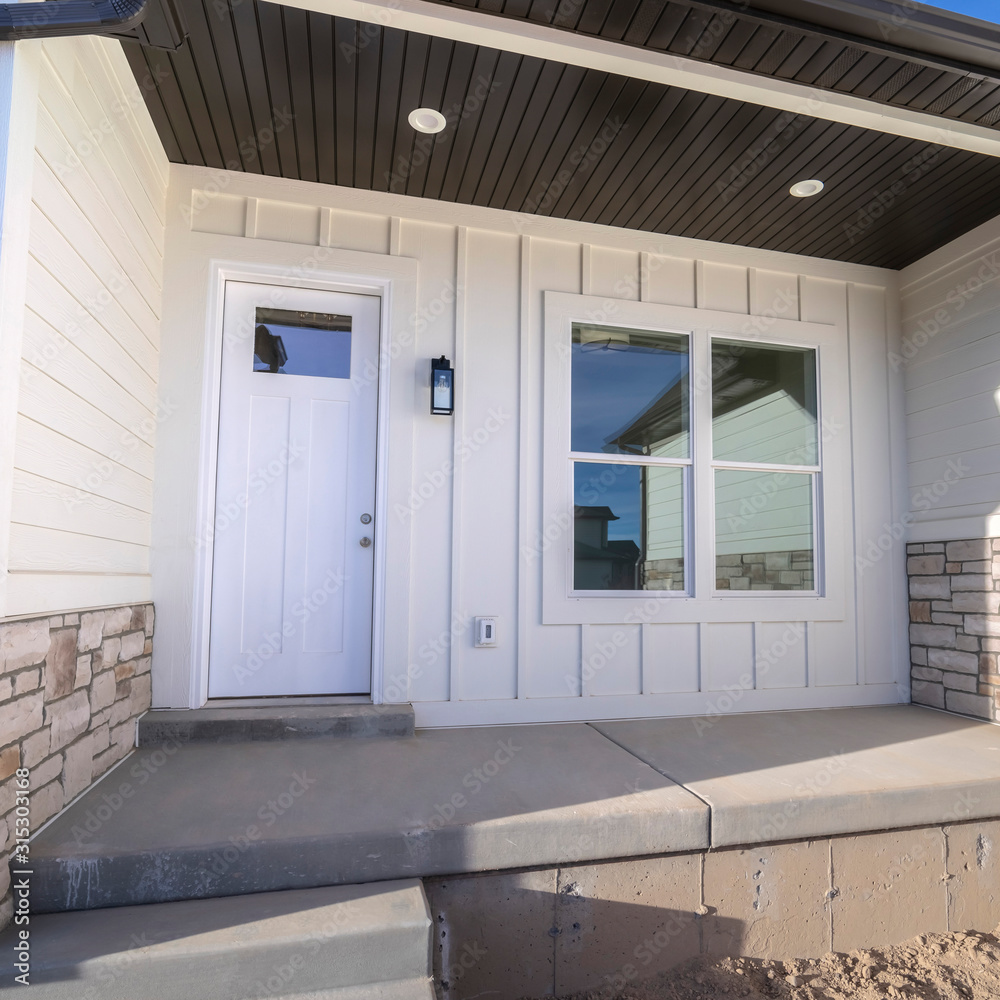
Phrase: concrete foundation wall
[
  {"left": 426, "top": 817, "right": 1000, "bottom": 999},
  {"left": 0, "top": 603, "right": 154, "bottom": 928},
  {"left": 908, "top": 537, "right": 1000, "bottom": 721}
]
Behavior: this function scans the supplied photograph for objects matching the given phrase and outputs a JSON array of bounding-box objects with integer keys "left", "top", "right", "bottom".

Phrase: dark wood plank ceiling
[
  {"left": 426, "top": 0, "right": 1000, "bottom": 130},
  {"left": 122, "top": 0, "right": 1000, "bottom": 269}
]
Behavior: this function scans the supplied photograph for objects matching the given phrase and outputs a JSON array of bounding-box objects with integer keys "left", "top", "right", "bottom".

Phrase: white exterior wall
[
  {"left": 156, "top": 165, "right": 910, "bottom": 724},
  {"left": 900, "top": 216, "right": 1000, "bottom": 543},
  {"left": 5, "top": 37, "right": 168, "bottom": 618}
]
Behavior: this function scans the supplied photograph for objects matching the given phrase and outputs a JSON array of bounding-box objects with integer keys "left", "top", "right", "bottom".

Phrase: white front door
[{"left": 208, "top": 281, "right": 380, "bottom": 697}]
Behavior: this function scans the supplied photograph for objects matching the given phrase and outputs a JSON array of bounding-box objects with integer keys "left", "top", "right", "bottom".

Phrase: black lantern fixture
[{"left": 431, "top": 356, "right": 454, "bottom": 415}]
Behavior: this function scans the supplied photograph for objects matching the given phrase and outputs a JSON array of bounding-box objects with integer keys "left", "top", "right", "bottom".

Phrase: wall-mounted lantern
[{"left": 431, "top": 356, "right": 455, "bottom": 415}]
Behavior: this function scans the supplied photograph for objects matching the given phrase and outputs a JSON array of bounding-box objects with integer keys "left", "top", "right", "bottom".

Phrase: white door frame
[{"left": 188, "top": 253, "right": 418, "bottom": 708}]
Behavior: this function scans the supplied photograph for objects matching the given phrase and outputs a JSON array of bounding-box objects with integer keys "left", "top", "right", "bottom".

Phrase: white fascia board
[{"left": 282, "top": 0, "right": 1000, "bottom": 158}]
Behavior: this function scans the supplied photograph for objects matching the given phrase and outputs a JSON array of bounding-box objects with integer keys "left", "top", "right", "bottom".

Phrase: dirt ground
[{"left": 562, "top": 927, "right": 1000, "bottom": 999}]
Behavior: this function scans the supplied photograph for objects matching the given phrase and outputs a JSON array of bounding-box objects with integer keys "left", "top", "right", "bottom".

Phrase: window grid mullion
[
  {"left": 710, "top": 461, "right": 821, "bottom": 474},
  {"left": 569, "top": 452, "right": 692, "bottom": 468}
]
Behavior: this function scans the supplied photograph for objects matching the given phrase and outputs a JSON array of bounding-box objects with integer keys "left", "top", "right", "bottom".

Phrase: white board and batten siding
[
  {"left": 158, "top": 165, "right": 909, "bottom": 723},
  {"left": 900, "top": 214, "right": 1000, "bottom": 544},
  {"left": 6, "top": 36, "right": 168, "bottom": 618}
]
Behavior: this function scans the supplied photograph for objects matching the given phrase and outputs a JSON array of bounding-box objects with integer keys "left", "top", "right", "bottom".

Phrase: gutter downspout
[{"left": 0, "top": 0, "right": 148, "bottom": 40}]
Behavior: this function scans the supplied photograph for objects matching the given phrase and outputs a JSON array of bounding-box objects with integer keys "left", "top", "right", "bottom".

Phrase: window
[
  {"left": 252, "top": 308, "right": 352, "bottom": 378},
  {"left": 570, "top": 324, "right": 689, "bottom": 592},
  {"left": 569, "top": 328, "right": 821, "bottom": 596},
  {"left": 543, "top": 292, "right": 847, "bottom": 625},
  {"left": 711, "top": 339, "right": 818, "bottom": 593}
]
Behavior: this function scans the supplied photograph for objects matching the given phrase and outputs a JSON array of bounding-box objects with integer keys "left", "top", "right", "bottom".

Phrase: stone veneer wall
[
  {"left": 716, "top": 550, "right": 815, "bottom": 591},
  {"left": 640, "top": 550, "right": 816, "bottom": 592},
  {"left": 908, "top": 538, "right": 1000, "bottom": 720},
  {"left": 0, "top": 604, "right": 153, "bottom": 928},
  {"left": 643, "top": 558, "right": 684, "bottom": 591}
]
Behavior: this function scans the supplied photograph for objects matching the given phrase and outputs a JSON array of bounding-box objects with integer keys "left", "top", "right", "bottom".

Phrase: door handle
[{"left": 360, "top": 537, "right": 372, "bottom": 548}]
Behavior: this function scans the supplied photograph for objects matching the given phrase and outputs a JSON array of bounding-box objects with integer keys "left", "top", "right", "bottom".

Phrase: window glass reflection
[
  {"left": 715, "top": 469, "right": 814, "bottom": 591},
  {"left": 253, "top": 308, "right": 352, "bottom": 379},
  {"left": 572, "top": 325, "right": 689, "bottom": 458},
  {"left": 711, "top": 340, "right": 817, "bottom": 465},
  {"left": 573, "top": 462, "right": 684, "bottom": 591}
]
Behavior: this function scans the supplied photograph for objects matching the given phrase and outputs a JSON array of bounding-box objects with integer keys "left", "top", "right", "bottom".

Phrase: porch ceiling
[{"left": 120, "top": 0, "right": 1000, "bottom": 268}]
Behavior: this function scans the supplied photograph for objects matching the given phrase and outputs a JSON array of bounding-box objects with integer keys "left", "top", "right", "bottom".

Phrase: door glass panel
[
  {"left": 573, "top": 462, "right": 685, "bottom": 591},
  {"left": 712, "top": 340, "right": 818, "bottom": 465},
  {"left": 571, "top": 325, "right": 689, "bottom": 458},
  {"left": 715, "top": 469, "right": 815, "bottom": 591},
  {"left": 253, "top": 307, "right": 352, "bottom": 378}
]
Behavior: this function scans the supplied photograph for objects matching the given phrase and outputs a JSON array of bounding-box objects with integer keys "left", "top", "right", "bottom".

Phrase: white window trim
[{"left": 542, "top": 291, "right": 850, "bottom": 626}]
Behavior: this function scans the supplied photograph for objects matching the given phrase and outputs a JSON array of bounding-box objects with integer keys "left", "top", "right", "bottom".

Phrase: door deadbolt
[
  {"left": 360, "top": 513, "right": 372, "bottom": 524},
  {"left": 360, "top": 537, "right": 372, "bottom": 548}
]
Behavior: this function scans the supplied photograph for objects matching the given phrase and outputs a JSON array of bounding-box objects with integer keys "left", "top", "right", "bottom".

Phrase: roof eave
[{"left": 745, "top": 0, "right": 1000, "bottom": 75}]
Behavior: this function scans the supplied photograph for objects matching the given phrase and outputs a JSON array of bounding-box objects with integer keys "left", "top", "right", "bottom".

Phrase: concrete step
[
  {"left": 27, "top": 725, "right": 707, "bottom": 912},
  {"left": 137, "top": 704, "right": 414, "bottom": 745},
  {"left": 0, "top": 881, "right": 432, "bottom": 999}
]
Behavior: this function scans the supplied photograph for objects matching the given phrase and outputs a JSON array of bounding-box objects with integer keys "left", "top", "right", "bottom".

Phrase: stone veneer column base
[
  {"left": 0, "top": 604, "right": 154, "bottom": 927},
  {"left": 908, "top": 538, "right": 1000, "bottom": 720}
]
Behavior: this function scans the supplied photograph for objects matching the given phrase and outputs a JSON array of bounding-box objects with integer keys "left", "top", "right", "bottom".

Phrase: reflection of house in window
[
  {"left": 251, "top": 309, "right": 353, "bottom": 379},
  {"left": 601, "top": 377, "right": 687, "bottom": 591},
  {"left": 603, "top": 375, "right": 686, "bottom": 458},
  {"left": 253, "top": 324, "right": 288, "bottom": 373},
  {"left": 574, "top": 505, "right": 640, "bottom": 590},
  {"left": 602, "top": 344, "right": 817, "bottom": 592},
  {"left": 711, "top": 344, "right": 817, "bottom": 591}
]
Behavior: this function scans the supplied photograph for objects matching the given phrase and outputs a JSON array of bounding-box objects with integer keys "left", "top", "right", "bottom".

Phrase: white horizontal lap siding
[
  {"left": 8, "top": 37, "right": 167, "bottom": 617},
  {"left": 713, "top": 397, "right": 817, "bottom": 556},
  {"left": 11, "top": 469, "right": 149, "bottom": 545},
  {"left": 163, "top": 165, "right": 906, "bottom": 722},
  {"left": 713, "top": 394, "right": 815, "bottom": 464},
  {"left": 644, "top": 466, "right": 683, "bottom": 562},
  {"left": 900, "top": 214, "right": 1000, "bottom": 542}
]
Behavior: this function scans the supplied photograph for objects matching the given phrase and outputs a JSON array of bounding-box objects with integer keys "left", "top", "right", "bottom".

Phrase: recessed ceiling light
[
  {"left": 789, "top": 178, "right": 825, "bottom": 198},
  {"left": 408, "top": 108, "right": 447, "bottom": 134}
]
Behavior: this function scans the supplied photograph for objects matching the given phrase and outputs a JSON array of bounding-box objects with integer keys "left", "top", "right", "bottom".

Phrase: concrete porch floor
[{"left": 25, "top": 705, "right": 1000, "bottom": 914}]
